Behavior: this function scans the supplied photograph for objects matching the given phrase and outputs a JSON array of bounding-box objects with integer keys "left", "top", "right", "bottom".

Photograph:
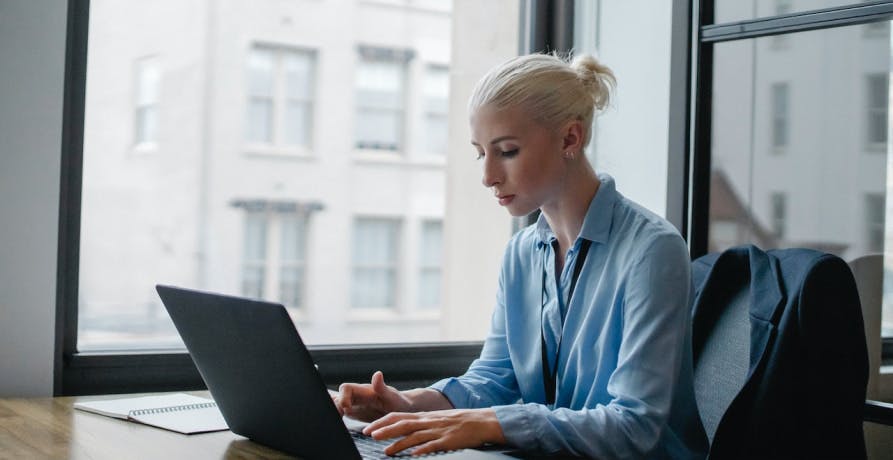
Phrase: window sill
[
  {"left": 345, "top": 308, "right": 441, "bottom": 324},
  {"left": 243, "top": 145, "right": 315, "bottom": 159},
  {"left": 131, "top": 142, "right": 158, "bottom": 154},
  {"left": 354, "top": 149, "right": 446, "bottom": 169}
]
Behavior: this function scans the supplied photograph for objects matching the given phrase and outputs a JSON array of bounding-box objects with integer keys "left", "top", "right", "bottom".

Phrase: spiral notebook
[{"left": 73, "top": 393, "right": 229, "bottom": 434}]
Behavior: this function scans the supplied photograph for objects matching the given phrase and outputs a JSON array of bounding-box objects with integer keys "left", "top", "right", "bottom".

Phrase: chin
[{"left": 505, "top": 204, "right": 537, "bottom": 217}]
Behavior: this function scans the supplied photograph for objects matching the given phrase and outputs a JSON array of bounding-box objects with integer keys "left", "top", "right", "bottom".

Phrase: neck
[{"left": 541, "top": 163, "right": 600, "bottom": 252}]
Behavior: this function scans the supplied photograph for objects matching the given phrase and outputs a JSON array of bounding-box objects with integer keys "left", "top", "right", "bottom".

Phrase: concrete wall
[{"left": 0, "top": 0, "right": 67, "bottom": 397}]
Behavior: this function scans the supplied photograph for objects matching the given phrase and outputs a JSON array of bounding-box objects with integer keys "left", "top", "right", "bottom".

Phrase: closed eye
[{"left": 501, "top": 149, "right": 519, "bottom": 158}]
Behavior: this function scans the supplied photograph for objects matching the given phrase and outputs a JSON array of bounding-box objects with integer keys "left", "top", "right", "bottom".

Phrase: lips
[{"left": 497, "top": 194, "right": 515, "bottom": 206}]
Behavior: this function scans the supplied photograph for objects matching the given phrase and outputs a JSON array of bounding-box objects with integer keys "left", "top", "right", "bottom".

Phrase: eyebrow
[{"left": 470, "top": 135, "right": 519, "bottom": 147}]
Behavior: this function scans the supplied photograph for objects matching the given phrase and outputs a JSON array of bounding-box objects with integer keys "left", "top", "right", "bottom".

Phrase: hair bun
[{"left": 571, "top": 54, "right": 616, "bottom": 111}]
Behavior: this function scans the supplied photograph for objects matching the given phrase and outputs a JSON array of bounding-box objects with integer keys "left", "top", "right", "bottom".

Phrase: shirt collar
[{"left": 535, "top": 173, "right": 618, "bottom": 247}]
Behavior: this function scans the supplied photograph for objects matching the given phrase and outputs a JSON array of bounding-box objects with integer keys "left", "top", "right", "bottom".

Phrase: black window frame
[
  {"left": 686, "top": 0, "right": 893, "bottom": 364},
  {"left": 54, "top": 0, "right": 578, "bottom": 396}
]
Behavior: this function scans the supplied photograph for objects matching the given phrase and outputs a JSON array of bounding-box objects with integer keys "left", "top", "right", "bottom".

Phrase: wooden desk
[{"left": 0, "top": 393, "right": 294, "bottom": 459}]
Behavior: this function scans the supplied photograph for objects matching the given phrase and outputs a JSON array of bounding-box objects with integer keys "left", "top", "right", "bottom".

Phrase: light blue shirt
[{"left": 431, "top": 175, "right": 707, "bottom": 459}]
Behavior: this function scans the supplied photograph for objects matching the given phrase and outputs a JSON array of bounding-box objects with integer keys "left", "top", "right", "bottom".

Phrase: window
[
  {"left": 771, "top": 82, "right": 789, "bottom": 151},
  {"left": 239, "top": 209, "right": 309, "bottom": 309},
  {"left": 352, "top": 218, "right": 401, "bottom": 309},
  {"left": 245, "top": 46, "right": 316, "bottom": 149},
  {"left": 770, "top": 192, "right": 787, "bottom": 239},
  {"left": 418, "top": 220, "right": 443, "bottom": 309},
  {"left": 422, "top": 65, "right": 450, "bottom": 155},
  {"left": 866, "top": 193, "right": 885, "bottom": 253},
  {"left": 134, "top": 56, "right": 159, "bottom": 146},
  {"left": 700, "top": 11, "right": 893, "bottom": 343},
  {"left": 354, "top": 47, "right": 410, "bottom": 151},
  {"left": 867, "top": 73, "right": 889, "bottom": 149},
  {"left": 770, "top": 0, "right": 793, "bottom": 48}
]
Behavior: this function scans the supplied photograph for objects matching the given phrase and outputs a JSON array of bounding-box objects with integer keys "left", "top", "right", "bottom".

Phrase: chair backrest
[
  {"left": 691, "top": 281, "right": 750, "bottom": 445},
  {"left": 847, "top": 254, "right": 883, "bottom": 400}
]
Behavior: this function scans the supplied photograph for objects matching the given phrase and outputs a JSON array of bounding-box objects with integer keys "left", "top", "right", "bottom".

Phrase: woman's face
[{"left": 470, "top": 104, "right": 567, "bottom": 217}]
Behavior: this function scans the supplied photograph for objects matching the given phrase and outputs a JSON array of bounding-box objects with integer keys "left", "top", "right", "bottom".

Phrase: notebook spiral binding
[{"left": 128, "top": 402, "right": 218, "bottom": 417}]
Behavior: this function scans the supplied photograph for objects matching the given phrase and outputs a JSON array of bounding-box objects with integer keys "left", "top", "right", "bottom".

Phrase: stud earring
[{"left": 564, "top": 151, "right": 575, "bottom": 160}]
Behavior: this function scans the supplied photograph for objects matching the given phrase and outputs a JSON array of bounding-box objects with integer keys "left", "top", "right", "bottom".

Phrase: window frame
[
  {"left": 244, "top": 44, "right": 317, "bottom": 153},
  {"left": 133, "top": 55, "right": 160, "bottom": 148},
  {"left": 687, "top": 0, "right": 893, "bottom": 365},
  {"left": 55, "top": 0, "right": 571, "bottom": 396},
  {"left": 353, "top": 46, "right": 412, "bottom": 152}
]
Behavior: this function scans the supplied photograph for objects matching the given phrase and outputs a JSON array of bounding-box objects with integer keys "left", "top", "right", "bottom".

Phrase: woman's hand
[
  {"left": 362, "top": 408, "right": 506, "bottom": 456},
  {"left": 334, "top": 371, "right": 413, "bottom": 422}
]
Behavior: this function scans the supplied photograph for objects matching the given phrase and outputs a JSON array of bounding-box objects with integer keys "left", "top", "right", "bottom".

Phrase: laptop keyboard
[{"left": 351, "top": 431, "right": 453, "bottom": 459}]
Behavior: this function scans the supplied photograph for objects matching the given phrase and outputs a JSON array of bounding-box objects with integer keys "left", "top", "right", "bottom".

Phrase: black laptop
[{"left": 156, "top": 285, "right": 516, "bottom": 460}]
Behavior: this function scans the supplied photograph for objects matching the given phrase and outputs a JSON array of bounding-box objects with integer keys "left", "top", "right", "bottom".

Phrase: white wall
[
  {"left": 0, "top": 0, "right": 67, "bottom": 396},
  {"left": 590, "top": 0, "right": 673, "bottom": 218}
]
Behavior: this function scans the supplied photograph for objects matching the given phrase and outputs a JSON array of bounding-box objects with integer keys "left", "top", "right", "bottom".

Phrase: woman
[{"left": 335, "top": 53, "right": 707, "bottom": 459}]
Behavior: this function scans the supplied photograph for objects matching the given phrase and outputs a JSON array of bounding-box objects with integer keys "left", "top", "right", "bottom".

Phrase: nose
[{"left": 481, "top": 155, "right": 502, "bottom": 188}]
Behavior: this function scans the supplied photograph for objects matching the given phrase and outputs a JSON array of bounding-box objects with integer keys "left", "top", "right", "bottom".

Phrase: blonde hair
[{"left": 469, "top": 53, "right": 616, "bottom": 147}]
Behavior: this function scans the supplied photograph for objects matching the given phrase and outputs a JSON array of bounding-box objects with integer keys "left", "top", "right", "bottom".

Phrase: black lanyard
[{"left": 540, "top": 238, "right": 592, "bottom": 405}]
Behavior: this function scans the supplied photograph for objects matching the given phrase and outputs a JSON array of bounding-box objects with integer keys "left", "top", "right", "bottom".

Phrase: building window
[
  {"left": 771, "top": 82, "right": 789, "bottom": 151},
  {"left": 769, "top": 192, "right": 787, "bottom": 239},
  {"left": 866, "top": 193, "right": 885, "bottom": 253},
  {"left": 241, "top": 210, "right": 309, "bottom": 309},
  {"left": 418, "top": 220, "right": 443, "bottom": 309},
  {"left": 245, "top": 46, "right": 316, "bottom": 148},
  {"left": 355, "top": 47, "right": 411, "bottom": 151},
  {"left": 352, "top": 217, "right": 401, "bottom": 308},
  {"left": 867, "top": 73, "right": 889, "bottom": 150},
  {"left": 770, "top": 0, "right": 792, "bottom": 49},
  {"left": 134, "top": 56, "right": 160, "bottom": 146},
  {"left": 422, "top": 65, "right": 450, "bottom": 155}
]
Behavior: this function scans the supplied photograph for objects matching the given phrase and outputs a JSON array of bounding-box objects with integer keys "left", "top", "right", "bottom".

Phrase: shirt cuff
[{"left": 493, "top": 404, "right": 537, "bottom": 450}]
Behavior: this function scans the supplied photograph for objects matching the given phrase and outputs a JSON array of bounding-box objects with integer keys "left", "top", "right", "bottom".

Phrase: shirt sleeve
[
  {"left": 493, "top": 234, "right": 693, "bottom": 458},
  {"left": 429, "top": 266, "right": 522, "bottom": 409}
]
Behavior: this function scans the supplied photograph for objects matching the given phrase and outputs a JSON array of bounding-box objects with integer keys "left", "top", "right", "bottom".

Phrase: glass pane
[
  {"left": 352, "top": 269, "right": 396, "bottom": 308},
  {"left": 279, "top": 214, "right": 305, "bottom": 261},
  {"left": 279, "top": 266, "right": 303, "bottom": 308},
  {"left": 284, "top": 51, "right": 314, "bottom": 101},
  {"left": 247, "top": 48, "right": 274, "bottom": 97},
  {"left": 425, "top": 115, "right": 448, "bottom": 155},
  {"left": 136, "top": 57, "right": 160, "bottom": 105},
  {"left": 135, "top": 106, "right": 157, "bottom": 145},
  {"left": 283, "top": 101, "right": 311, "bottom": 146},
  {"left": 247, "top": 99, "right": 273, "bottom": 143},
  {"left": 714, "top": 0, "right": 871, "bottom": 24},
  {"left": 355, "top": 109, "right": 402, "bottom": 149},
  {"left": 709, "top": 21, "right": 892, "bottom": 337},
  {"left": 419, "top": 269, "right": 441, "bottom": 308},
  {"left": 243, "top": 213, "right": 267, "bottom": 260},
  {"left": 79, "top": 0, "right": 519, "bottom": 349},
  {"left": 419, "top": 220, "right": 443, "bottom": 266}
]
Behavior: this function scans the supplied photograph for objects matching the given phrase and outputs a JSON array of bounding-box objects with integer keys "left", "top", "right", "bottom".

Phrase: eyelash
[{"left": 476, "top": 149, "right": 519, "bottom": 160}]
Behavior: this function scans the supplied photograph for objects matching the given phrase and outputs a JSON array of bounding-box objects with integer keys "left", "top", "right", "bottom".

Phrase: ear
[{"left": 561, "top": 120, "right": 585, "bottom": 154}]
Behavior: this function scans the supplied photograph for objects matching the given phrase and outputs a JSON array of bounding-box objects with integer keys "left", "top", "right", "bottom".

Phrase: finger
[
  {"left": 370, "top": 417, "right": 428, "bottom": 440},
  {"left": 411, "top": 438, "right": 451, "bottom": 456},
  {"left": 370, "top": 371, "right": 387, "bottom": 394},
  {"left": 383, "top": 430, "right": 440, "bottom": 456},
  {"left": 337, "top": 384, "right": 354, "bottom": 414},
  {"left": 363, "top": 411, "right": 413, "bottom": 436}
]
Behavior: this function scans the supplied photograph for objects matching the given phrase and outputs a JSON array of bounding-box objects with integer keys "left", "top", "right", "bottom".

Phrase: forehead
[{"left": 470, "top": 104, "right": 542, "bottom": 144}]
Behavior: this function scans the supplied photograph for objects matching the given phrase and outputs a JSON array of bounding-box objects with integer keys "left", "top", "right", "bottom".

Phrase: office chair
[{"left": 690, "top": 245, "right": 883, "bottom": 459}]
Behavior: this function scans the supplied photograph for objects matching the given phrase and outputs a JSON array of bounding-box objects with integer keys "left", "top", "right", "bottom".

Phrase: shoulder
[{"left": 610, "top": 194, "right": 687, "bottom": 263}]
